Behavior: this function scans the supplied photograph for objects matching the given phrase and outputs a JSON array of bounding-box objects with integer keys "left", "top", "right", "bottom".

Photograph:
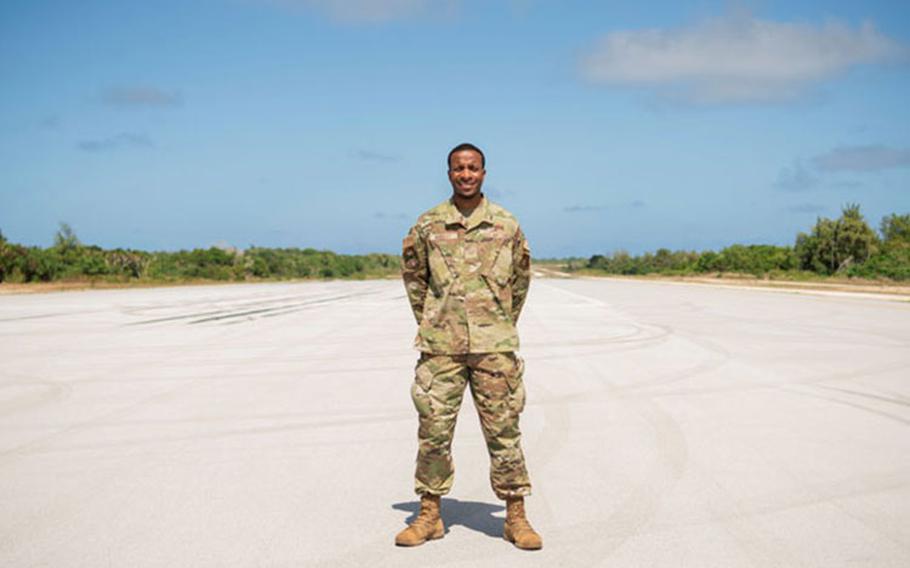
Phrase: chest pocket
[
  {"left": 487, "top": 240, "right": 514, "bottom": 287},
  {"left": 478, "top": 235, "right": 515, "bottom": 320},
  {"left": 427, "top": 231, "right": 459, "bottom": 294}
]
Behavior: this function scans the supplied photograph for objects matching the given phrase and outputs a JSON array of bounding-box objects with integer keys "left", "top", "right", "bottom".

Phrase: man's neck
[{"left": 453, "top": 192, "right": 483, "bottom": 217}]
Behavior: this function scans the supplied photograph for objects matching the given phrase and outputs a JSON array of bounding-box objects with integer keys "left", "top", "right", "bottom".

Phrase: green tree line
[
  {"left": 579, "top": 206, "right": 910, "bottom": 281},
  {"left": 3, "top": 206, "right": 908, "bottom": 284},
  {"left": 0, "top": 224, "right": 399, "bottom": 283}
]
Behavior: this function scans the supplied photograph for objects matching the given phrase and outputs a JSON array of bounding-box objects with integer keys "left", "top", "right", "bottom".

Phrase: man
[{"left": 395, "top": 143, "right": 542, "bottom": 550}]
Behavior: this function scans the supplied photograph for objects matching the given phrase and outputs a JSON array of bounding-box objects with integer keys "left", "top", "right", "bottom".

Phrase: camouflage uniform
[{"left": 401, "top": 196, "right": 532, "bottom": 500}]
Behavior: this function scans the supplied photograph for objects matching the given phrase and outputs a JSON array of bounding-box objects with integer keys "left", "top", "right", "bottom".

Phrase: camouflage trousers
[{"left": 410, "top": 351, "right": 532, "bottom": 500}]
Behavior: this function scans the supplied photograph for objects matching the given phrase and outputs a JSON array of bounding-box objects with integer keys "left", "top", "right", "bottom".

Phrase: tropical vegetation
[
  {"left": 576, "top": 206, "right": 910, "bottom": 281},
  {"left": 0, "top": 224, "right": 399, "bottom": 283},
  {"left": 2, "top": 205, "right": 907, "bottom": 285}
]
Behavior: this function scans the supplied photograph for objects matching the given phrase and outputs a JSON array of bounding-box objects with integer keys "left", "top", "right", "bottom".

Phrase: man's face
[{"left": 448, "top": 150, "right": 486, "bottom": 199}]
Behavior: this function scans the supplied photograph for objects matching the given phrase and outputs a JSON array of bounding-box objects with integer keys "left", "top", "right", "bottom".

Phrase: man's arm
[
  {"left": 510, "top": 227, "right": 531, "bottom": 323},
  {"left": 401, "top": 225, "right": 429, "bottom": 323}
]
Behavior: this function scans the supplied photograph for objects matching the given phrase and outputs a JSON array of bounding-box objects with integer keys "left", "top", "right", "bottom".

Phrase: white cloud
[
  {"left": 813, "top": 145, "right": 910, "bottom": 172},
  {"left": 563, "top": 204, "right": 608, "bottom": 213},
  {"left": 775, "top": 160, "right": 818, "bottom": 192},
  {"left": 77, "top": 132, "right": 153, "bottom": 152},
  {"left": 102, "top": 86, "right": 182, "bottom": 108},
  {"left": 788, "top": 203, "right": 826, "bottom": 214},
  {"left": 271, "top": 0, "right": 455, "bottom": 23},
  {"left": 563, "top": 201, "right": 645, "bottom": 213},
  {"left": 352, "top": 149, "right": 401, "bottom": 162},
  {"left": 581, "top": 14, "right": 906, "bottom": 103}
]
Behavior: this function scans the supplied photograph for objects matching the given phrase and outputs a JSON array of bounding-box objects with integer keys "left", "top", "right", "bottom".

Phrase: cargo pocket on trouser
[
  {"left": 411, "top": 355, "right": 435, "bottom": 418},
  {"left": 505, "top": 354, "right": 526, "bottom": 414},
  {"left": 488, "top": 353, "right": 531, "bottom": 500}
]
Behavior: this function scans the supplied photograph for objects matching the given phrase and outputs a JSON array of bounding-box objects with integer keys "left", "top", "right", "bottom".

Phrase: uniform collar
[{"left": 444, "top": 194, "right": 493, "bottom": 231}]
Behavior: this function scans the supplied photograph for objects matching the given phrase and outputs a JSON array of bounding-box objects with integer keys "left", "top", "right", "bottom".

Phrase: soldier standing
[{"left": 395, "top": 143, "right": 542, "bottom": 550}]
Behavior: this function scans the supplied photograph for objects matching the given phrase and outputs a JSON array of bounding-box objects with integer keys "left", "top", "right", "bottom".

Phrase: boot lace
[
  {"left": 507, "top": 502, "right": 535, "bottom": 533},
  {"left": 409, "top": 502, "right": 439, "bottom": 532}
]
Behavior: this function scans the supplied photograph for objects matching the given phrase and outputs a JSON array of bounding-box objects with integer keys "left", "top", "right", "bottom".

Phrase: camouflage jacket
[{"left": 401, "top": 196, "right": 531, "bottom": 354}]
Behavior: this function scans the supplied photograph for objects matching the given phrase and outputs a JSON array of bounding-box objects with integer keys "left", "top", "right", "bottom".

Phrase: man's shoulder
[
  {"left": 413, "top": 199, "right": 452, "bottom": 230},
  {"left": 485, "top": 200, "right": 523, "bottom": 240},
  {"left": 486, "top": 200, "right": 519, "bottom": 225}
]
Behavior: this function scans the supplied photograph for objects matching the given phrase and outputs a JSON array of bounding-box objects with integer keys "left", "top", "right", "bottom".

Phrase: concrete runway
[{"left": 1, "top": 278, "right": 909, "bottom": 567}]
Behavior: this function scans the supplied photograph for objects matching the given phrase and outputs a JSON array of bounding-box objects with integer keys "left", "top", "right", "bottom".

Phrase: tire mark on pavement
[
  {"left": 0, "top": 310, "right": 108, "bottom": 323},
  {"left": 0, "top": 321, "right": 251, "bottom": 466},
  {"left": 814, "top": 385, "right": 910, "bottom": 408},
  {"left": 528, "top": 282, "right": 692, "bottom": 564},
  {"left": 252, "top": 290, "right": 419, "bottom": 566},
  {"left": 783, "top": 387, "right": 910, "bottom": 426},
  {"left": 646, "top": 358, "right": 910, "bottom": 400},
  {"left": 125, "top": 291, "right": 378, "bottom": 325},
  {"left": 11, "top": 412, "right": 414, "bottom": 456},
  {"left": 0, "top": 380, "right": 73, "bottom": 418}
]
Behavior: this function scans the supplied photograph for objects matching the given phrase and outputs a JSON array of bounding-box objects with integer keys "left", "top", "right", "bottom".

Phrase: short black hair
[{"left": 447, "top": 142, "right": 485, "bottom": 169}]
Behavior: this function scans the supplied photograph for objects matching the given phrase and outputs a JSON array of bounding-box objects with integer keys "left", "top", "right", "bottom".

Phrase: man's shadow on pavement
[{"left": 392, "top": 498, "right": 505, "bottom": 537}]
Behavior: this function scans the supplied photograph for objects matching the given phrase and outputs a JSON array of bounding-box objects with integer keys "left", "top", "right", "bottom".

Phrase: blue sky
[{"left": 1, "top": 0, "right": 909, "bottom": 257}]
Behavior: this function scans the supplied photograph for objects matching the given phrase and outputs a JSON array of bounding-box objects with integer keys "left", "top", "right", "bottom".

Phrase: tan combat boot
[
  {"left": 503, "top": 497, "right": 542, "bottom": 550},
  {"left": 395, "top": 495, "right": 445, "bottom": 546}
]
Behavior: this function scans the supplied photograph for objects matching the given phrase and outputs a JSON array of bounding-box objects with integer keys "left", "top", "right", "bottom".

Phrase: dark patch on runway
[{"left": 125, "top": 291, "right": 377, "bottom": 325}]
